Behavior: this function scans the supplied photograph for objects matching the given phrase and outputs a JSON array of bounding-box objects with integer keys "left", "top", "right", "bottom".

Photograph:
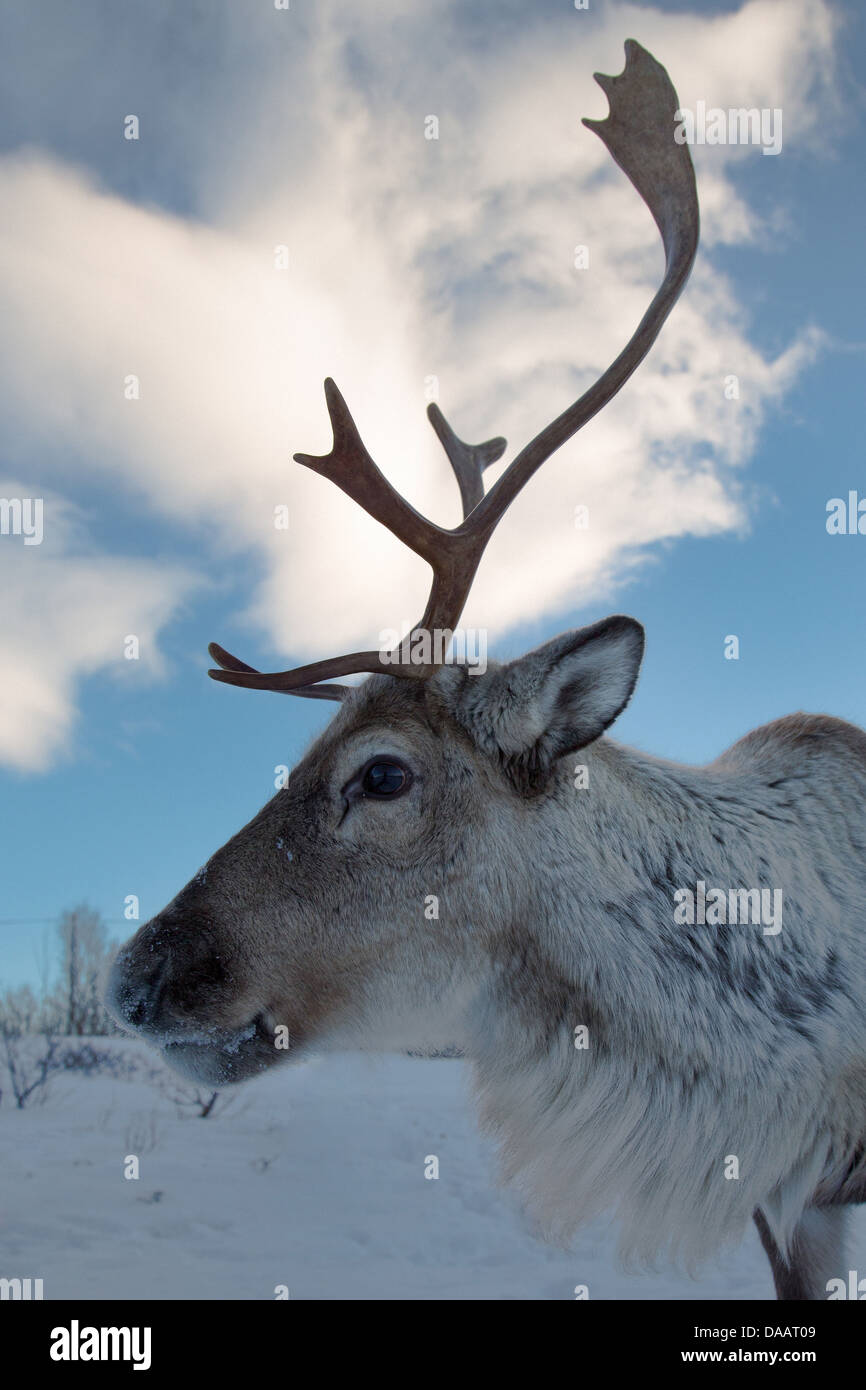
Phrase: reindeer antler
[{"left": 209, "top": 39, "right": 699, "bottom": 700}]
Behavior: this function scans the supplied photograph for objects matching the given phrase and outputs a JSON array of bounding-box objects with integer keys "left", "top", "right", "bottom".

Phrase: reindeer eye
[
  {"left": 361, "top": 760, "right": 410, "bottom": 798},
  {"left": 339, "top": 757, "right": 414, "bottom": 818}
]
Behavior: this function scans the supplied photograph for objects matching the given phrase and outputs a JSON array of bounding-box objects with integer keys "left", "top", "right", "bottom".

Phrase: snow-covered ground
[{"left": 1, "top": 1039, "right": 863, "bottom": 1300}]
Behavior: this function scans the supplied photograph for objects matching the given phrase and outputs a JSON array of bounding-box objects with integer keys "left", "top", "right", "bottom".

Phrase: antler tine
[
  {"left": 208, "top": 642, "right": 348, "bottom": 702},
  {"left": 426, "top": 403, "right": 507, "bottom": 517},
  {"left": 293, "top": 378, "right": 449, "bottom": 565},
  {"left": 209, "top": 38, "right": 699, "bottom": 699}
]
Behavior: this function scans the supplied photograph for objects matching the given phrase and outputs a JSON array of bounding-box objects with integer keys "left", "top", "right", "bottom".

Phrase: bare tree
[
  {"left": 0, "top": 984, "right": 42, "bottom": 1034},
  {"left": 56, "top": 904, "right": 115, "bottom": 1035}
]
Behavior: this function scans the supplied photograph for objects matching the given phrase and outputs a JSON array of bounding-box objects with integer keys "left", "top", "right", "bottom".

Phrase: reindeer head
[{"left": 108, "top": 40, "right": 698, "bottom": 1085}]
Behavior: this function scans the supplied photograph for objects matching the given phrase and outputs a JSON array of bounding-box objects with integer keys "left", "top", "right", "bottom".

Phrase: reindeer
[{"left": 108, "top": 41, "right": 866, "bottom": 1300}]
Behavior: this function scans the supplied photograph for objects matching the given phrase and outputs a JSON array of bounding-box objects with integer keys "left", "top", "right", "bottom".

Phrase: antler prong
[
  {"left": 426, "top": 403, "right": 506, "bottom": 517},
  {"left": 293, "top": 378, "right": 446, "bottom": 566},
  {"left": 207, "top": 642, "right": 349, "bottom": 702}
]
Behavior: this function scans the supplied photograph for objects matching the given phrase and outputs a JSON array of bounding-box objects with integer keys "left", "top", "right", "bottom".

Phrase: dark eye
[
  {"left": 361, "top": 760, "right": 410, "bottom": 798},
  {"left": 339, "top": 756, "right": 414, "bottom": 819}
]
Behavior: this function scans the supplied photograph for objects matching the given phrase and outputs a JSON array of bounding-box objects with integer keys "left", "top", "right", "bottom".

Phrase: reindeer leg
[{"left": 754, "top": 1206, "right": 848, "bottom": 1301}]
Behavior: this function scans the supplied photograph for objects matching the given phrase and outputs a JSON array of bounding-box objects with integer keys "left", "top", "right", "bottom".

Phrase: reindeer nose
[
  {"left": 108, "top": 905, "right": 232, "bottom": 1037},
  {"left": 108, "top": 950, "right": 169, "bottom": 1032}
]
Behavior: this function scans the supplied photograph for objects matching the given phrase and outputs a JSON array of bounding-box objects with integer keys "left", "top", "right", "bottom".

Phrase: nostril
[
  {"left": 108, "top": 952, "right": 169, "bottom": 1032},
  {"left": 126, "top": 995, "right": 150, "bottom": 1028}
]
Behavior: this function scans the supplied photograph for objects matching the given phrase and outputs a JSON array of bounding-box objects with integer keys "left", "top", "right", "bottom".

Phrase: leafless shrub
[
  {"left": 60, "top": 1042, "right": 140, "bottom": 1078},
  {"left": 158, "top": 1079, "right": 232, "bottom": 1119},
  {"left": 0, "top": 1027, "right": 62, "bottom": 1108}
]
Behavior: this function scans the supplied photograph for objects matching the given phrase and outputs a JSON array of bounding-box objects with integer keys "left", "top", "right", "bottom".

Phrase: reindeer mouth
[{"left": 159, "top": 1012, "right": 282, "bottom": 1085}]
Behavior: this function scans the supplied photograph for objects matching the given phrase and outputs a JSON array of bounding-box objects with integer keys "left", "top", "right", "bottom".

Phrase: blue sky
[{"left": 1, "top": 0, "right": 865, "bottom": 986}]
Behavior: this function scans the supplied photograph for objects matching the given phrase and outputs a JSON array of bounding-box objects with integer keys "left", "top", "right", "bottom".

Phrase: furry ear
[{"left": 447, "top": 616, "right": 645, "bottom": 792}]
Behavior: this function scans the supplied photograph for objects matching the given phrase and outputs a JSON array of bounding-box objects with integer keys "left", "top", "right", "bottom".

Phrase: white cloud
[
  {"left": 0, "top": 0, "right": 839, "bottom": 765},
  {"left": 0, "top": 484, "right": 197, "bottom": 771}
]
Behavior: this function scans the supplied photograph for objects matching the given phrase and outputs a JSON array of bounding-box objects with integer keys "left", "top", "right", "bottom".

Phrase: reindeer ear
[{"left": 450, "top": 616, "right": 644, "bottom": 792}]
